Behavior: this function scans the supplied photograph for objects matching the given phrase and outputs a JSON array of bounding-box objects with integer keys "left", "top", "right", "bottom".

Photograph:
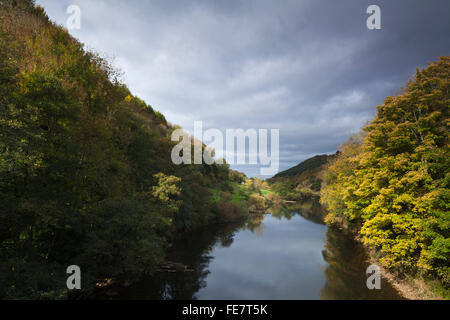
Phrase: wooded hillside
[
  {"left": 321, "top": 57, "right": 450, "bottom": 295},
  {"left": 0, "top": 0, "right": 244, "bottom": 299}
]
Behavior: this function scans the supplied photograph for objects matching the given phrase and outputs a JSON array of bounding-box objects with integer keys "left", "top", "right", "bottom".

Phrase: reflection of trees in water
[
  {"left": 219, "top": 233, "right": 235, "bottom": 247},
  {"left": 297, "top": 200, "right": 327, "bottom": 225},
  {"left": 251, "top": 223, "right": 266, "bottom": 237},
  {"left": 244, "top": 213, "right": 266, "bottom": 235},
  {"left": 112, "top": 201, "right": 403, "bottom": 300},
  {"left": 114, "top": 221, "right": 246, "bottom": 299},
  {"left": 320, "top": 226, "right": 403, "bottom": 300},
  {"left": 267, "top": 200, "right": 401, "bottom": 300},
  {"left": 268, "top": 199, "right": 326, "bottom": 225},
  {"left": 118, "top": 215, "right": 275, "bottom": 299},
  {"left": 268, "top": 205, "right": 298, "bottom": 220},
  {"left": 154, "top": 262, "right": 211, "bottom": 300}
]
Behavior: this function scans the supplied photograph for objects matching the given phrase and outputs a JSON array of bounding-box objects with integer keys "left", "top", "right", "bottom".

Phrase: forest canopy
[
  {"left": 0, "top": 0, "right": 246, "bottom": 299},
  {"left": 321, "top": 56, "right": 450, "bottom": 289}
]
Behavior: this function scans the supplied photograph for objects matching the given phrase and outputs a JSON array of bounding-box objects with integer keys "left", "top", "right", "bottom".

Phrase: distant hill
[
  {"left": 268, "top": 153, "right": 337, "bottom": 200},
  {"left": 273, "top": 154, "right": 334, "bottom": 178}
]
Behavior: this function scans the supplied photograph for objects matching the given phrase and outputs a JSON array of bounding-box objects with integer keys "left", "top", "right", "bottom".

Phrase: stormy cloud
[{"left": 37, "top": 0, "right": 450, "bottom": 176}]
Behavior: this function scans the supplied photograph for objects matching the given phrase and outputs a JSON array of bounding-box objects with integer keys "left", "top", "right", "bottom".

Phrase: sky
[{"left": 36, "top": 0, "right": 450, "bottom": 177}]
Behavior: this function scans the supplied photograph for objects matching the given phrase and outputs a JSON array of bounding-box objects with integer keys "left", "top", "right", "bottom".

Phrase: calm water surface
[{"left": 107, "top": 202, "right": 402, "bottom": 300}]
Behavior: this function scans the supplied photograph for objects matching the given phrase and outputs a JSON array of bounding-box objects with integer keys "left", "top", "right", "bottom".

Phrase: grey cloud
[{"left": 37, "top": 0, "right": 450, "bottom": 176}]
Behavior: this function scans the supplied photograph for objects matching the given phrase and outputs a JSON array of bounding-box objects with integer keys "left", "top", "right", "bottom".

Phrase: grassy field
[
  {"left": 231, "top": 183, "right": 250, "bottom": 205},
  {"left": 209, "top": 182, "right": 252, "bottom": 206}
]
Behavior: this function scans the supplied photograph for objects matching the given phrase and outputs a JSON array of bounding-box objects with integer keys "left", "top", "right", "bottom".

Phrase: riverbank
[
  {"left": 95, "top": 204, "right": 404, "bottom": 299},
  {"left": 269, "top": 192, "right": 447, "bottom": 300},
  {"left": 366, "top": 255, "right": 444, "bottom": 300},
  {"left": 330, "top": 218, "right": 447, "bottom": 300},
  {"left": 92, "top": 195, "right": 436, "bottom": 300}
]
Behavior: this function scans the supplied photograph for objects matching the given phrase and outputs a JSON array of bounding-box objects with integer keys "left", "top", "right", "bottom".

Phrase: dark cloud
[{"left": 37, "top": 0, "right": 450, "bottom": 177}]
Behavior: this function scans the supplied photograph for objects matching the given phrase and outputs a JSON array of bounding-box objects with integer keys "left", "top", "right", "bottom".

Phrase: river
[{"left": 101, "top": 201, "right": 403, "bottom": 299}]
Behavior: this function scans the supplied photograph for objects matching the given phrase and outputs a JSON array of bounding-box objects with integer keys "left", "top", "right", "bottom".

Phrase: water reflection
[
  {"left": 269, "top": 200, "right": 326, "bottom": 225},
  {"left": 102, "top": 200, "right": 402, "bottom": 300},
  {"left": 113, "top": 222, "right": 245, "bottom": 299},
  {"left": 320, "top": 226, "right": 402, "bottom": 299}
]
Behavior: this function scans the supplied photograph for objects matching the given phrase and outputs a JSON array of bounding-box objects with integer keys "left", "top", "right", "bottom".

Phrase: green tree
[{"left": 321, "top": 57, "right": 450, "bottom": 287}]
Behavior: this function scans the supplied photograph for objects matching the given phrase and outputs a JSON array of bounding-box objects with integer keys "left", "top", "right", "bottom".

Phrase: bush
[
  {"left": 248, "top": 194, "right": 266, "bottom": 210},
  {"left": 216, "top": 201, "right": 247, "bottom": 222}
]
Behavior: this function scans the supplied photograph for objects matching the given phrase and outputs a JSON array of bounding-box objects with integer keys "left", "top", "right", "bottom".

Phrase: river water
[{"left": 106, "top": 201, "right": 403, "bottom": 299}]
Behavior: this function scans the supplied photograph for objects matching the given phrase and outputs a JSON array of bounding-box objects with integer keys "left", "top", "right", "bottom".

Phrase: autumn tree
[{"left": 321, "top": 57, "right": 450, "bottom": 287}]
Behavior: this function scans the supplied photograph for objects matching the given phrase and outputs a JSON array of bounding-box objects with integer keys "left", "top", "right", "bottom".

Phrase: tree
[{"left": 322, "top": 57, "right": 450, "bottom": 286}]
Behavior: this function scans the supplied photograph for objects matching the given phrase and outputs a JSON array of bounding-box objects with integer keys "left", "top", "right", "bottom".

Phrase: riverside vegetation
[
  {"left": 1, "top": 0, "right": 448, "bottom": 300},
  {"left": 0, "top": 0, "right": 259, "bottom": 299},
  {"left": 270, "top": 57, "right": 450, "bottom": 299}
]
